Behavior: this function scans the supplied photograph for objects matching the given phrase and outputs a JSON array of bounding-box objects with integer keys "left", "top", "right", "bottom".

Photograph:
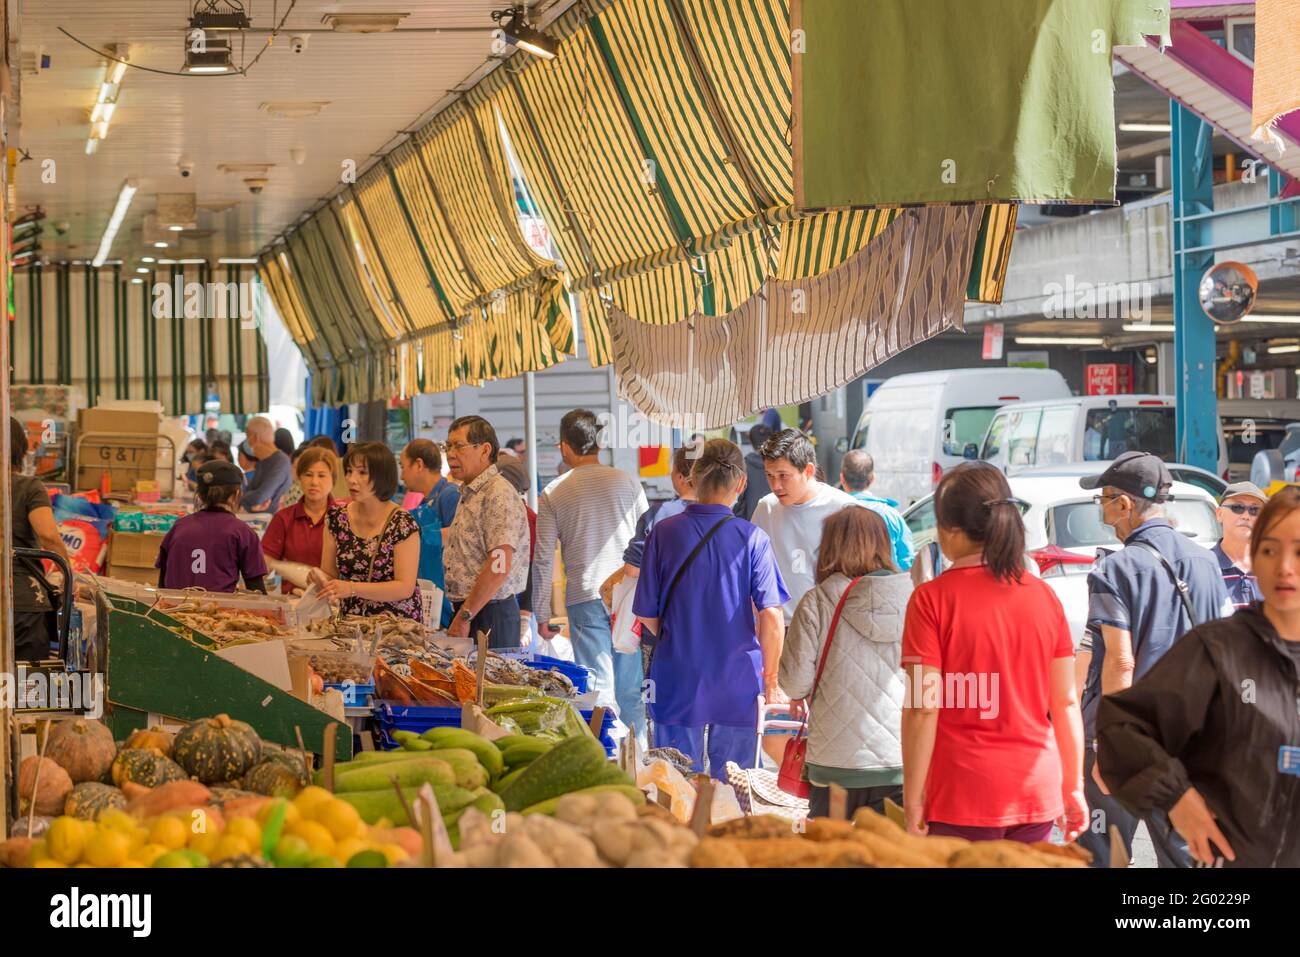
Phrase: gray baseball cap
[{"left": 1218, "top": 481, "right": 1267, "bottom": 505}]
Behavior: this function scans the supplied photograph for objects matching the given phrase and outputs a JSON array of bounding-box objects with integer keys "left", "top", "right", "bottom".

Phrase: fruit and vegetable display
[
  {"left": 690, "top": 809, "right": 1091, "bottom": 868},
  {"left": 163, "top": 601, "right": 292, "bottom": 648}
]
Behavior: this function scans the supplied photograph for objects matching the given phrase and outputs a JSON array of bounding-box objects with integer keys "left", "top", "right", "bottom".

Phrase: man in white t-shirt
[{"left": 750, "top": 429, "right": 863, "bottom": 621}]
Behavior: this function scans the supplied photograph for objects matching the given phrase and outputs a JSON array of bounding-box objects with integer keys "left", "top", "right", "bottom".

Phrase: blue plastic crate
[
  {"left": 325, "top": 682, "right": 375, "bottom": 706},
  {"left": 373, "top": 700, "right": 615, "bottom": 756},
  {"left": 494, "top": 651, "right": 593, "bottom": 695}
]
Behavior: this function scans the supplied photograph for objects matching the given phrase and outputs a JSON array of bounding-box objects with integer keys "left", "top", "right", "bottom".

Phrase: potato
[
  {"left": 592, "top": 820, "right": 637, "bottom": 866},
  {"left": 550, "top": 833, "right": 602, "bottom": 868},
  {"left": 625, "top": 847, "right": 685, "bottom": 868},
  {"left": 593, "top": 792, "right": 638, "bottom": 821},
  {"left": 497, "top": 834, "right": 552, "bottom": 867},
  {"left": 691, "top": 838, "right": 749, "bottom": 868},
  {"left": 554, "top": 794, "right": 599, "bottom": 826}
]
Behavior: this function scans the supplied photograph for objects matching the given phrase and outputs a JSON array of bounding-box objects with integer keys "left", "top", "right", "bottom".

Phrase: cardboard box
[
  {"left": 78, "top": 408, "right": 161, "bottom": 436},
  {"left": 215, "top": 640, "right": 293, "bottom": 693},
  {"left": 76, "top": 435, "right": 160, "bottom": 491},
  {"left": 106, "top": 531, "right": 165, "bottom": 585}
]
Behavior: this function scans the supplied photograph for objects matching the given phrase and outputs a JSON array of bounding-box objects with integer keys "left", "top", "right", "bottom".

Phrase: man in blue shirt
[
  {"left": 400, "top": 439, "right": 458, "bottom": 626},
  {"left": 838, "top": 449, "right": 914, "bottom": 572},
  {"left": 1076, "top": 451, "right": 1231, "bottom": 868},
  {"left": 1212, "top": 481, "right": 1265, "bottom": 608}
]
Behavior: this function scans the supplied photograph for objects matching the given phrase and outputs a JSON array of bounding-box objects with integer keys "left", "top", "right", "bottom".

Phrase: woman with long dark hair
[{"left": 901, "top": 462, "right": 1086, "bottom": 843}]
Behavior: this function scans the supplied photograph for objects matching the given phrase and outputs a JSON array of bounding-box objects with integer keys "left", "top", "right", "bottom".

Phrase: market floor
[{"left": 1130, "top": 823, "right": 1157, "bottom": 868}]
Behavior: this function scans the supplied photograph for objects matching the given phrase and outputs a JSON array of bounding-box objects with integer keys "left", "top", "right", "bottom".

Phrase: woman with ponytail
[{"left": 900, "top": 462, "right": 1086, "bottom": 843}]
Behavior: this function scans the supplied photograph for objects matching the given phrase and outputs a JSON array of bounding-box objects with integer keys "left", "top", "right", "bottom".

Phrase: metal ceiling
[{"left": 13, "top": 1, "right": 513, "bottom": 263}]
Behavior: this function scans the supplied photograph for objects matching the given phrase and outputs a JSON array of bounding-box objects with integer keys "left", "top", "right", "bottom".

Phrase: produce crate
[
  {"left": 495, "top": 651, "right": 593, "bottom": 695},
  {"left": 373, "top": 700, "right": 616, "bottom": 757}
]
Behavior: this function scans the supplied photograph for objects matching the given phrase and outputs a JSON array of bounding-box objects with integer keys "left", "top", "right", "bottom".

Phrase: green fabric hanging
[{"left": 794, "top": 0, "right": 1169, "bottom": 207}]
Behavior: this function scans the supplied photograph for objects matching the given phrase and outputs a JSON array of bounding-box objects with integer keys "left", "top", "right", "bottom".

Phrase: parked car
[
  {"left": 847, "top": 367, "right": 1070, "bottom": 506},
  {"left": 981, "top": 394, "right": 1229, "bottom": 479},
  {"left": 1219, "top": 398, "right": 1300, "bottom": 483},
  {"left": 901, "top": 466, "right": 1222, "bottom": 646}
]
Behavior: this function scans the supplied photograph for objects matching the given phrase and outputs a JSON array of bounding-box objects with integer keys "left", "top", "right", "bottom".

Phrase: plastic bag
[
  {"left": 609, "top": 575, "right": 642, "bottom": 654},
  {"left": 52, "top": 494, "right": 115, "bottom": 574}
]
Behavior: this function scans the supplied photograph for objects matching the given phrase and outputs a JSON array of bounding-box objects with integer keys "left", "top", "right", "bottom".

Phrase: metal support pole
[
  {"left": 523, "top": 372, "right": 538, "bottom": 512},
  {"left": 1171, "top": 101, "right": 1219, "bottom": 474}
]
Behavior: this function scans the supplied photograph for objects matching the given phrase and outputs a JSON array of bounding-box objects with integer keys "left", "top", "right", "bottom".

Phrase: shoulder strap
[
  {"left": 365, "top": 507, "right": 401, "bottom": 583},
  {"left": 1130, "top": 539, "right": 1199, "bottom": 627},
  {"left": 807, "top": 576, "right": 862, "bottom": 706},
  {"left": 661, "top": 515, "right": 736, "bottom": 623}
]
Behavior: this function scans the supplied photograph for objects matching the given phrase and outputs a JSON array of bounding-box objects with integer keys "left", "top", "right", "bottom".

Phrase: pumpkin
[
  {"left": 207, "top": 787, "right": 259, "bottom": 811},
  {"left": 64, "top": 782, "right": 128, "bottom": 821},
  {"left": 242, "top": 761, "right": 304, "bottom": 798},
  {"left": 124, "top": 726, "right": 176, "bottom": 758},
  {"left": 18, "top": 756, "right": 73, "bottom": 816},
  {"left": 172, "top": 714, "right": 261, "bottom": 784},
  {"left": 111, "top": 748, "right": 188, "bottom": 788},
  {"left": 258, "top": 749, "right": 311, "bottom": 786},
  {"left": 43, "top": 718, "right": 117, "bottom": 783}
]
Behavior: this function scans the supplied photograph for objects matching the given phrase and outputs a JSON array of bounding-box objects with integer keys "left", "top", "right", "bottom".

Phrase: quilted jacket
[{"left": 779, "top": 571, "right": 913, "bottom": 771}]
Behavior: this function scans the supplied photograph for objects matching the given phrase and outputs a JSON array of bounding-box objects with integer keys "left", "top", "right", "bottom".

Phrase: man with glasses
[
  {"left": 1075, "top": 451, "right": 1231, "bottom": 867},
  {"left": 1212, "top": 482, "right": 1266, "bottom": 609},
  {"left": 441, "top": 416, "right": 531, "bottom": 648}
]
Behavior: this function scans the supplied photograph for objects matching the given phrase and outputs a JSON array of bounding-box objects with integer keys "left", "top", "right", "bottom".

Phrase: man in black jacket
[{"left": 733, "top": 424, "right": 772, "bottom": 520}]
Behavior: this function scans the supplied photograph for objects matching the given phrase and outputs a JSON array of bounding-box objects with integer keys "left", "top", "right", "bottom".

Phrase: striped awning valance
[
  {"left": 259, "top": 0, "right": 1019, "bottom": 404},
  {"left": 12, "top": 264, "right": 268, "bottom": 416}
]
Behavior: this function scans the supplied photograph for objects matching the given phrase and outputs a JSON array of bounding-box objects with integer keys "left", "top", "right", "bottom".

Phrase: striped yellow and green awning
[
  {"left": 259, "top": 0, "right": 1018, "bottom": 405},
  {"left": 12, "top": 264, "right": 268, "bottom": 416}
]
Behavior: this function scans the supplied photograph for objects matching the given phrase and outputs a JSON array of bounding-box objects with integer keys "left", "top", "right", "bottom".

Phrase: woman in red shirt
[
  {"left": 262, "top": 447, "right": 339, "bottom": 593},
  {"left": 901, "top": 462, "right": 1085, "bottom": 843}
]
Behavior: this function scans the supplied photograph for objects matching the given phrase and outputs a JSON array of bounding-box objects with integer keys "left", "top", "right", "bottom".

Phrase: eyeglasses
[
  {"left": 1223, "top": 503, "right": 1261, "bottom": 517},
  {"left": 1092, "top": 493, "right": 1123, "bottom": 507},
  {"left": 440, "top": 440, "right": 484, "bottom": 454}
]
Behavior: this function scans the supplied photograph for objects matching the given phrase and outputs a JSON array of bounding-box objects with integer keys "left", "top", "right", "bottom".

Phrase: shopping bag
[{"left": 609, "top": 575, "right": 642, "bottom": 654}]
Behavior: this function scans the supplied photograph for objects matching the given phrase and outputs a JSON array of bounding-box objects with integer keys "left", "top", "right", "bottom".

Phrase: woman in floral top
[{"left": 319, "top": 442, "right": 422, "bottom": 621}]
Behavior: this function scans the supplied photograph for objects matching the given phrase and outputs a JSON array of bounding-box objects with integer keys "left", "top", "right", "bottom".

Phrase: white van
[
  {"left": 981, "top": 394, "right": 1229, "bottom": 477},
  {"left": 848, "top": 368, "right": 1071, "bottom": 506}
]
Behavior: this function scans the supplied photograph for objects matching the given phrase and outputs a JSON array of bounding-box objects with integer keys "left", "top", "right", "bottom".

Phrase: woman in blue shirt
[{"left": 633, "top": 439, "right": 789, "bottom": 778}]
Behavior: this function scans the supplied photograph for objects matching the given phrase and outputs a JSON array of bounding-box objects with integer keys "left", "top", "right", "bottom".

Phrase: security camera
[
  {"left": 178, "top": 157, "right": 195, "bottom": 178},
  {"left": 289, "top": 34, "right": 308, "bottom": 54},
  {"left": 245, "top": 177, "right": 268, "bottom": 195}
]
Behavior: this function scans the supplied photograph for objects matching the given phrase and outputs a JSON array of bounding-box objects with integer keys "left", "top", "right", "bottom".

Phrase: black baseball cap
[
  {"left": 1078, "top": 451, "right": 1172, "bottom": 502},
  {"left": 197, "top": 459, "right": 245, "bottom": 487}
]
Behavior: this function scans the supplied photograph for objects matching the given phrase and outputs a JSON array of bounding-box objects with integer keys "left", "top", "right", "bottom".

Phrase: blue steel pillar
[{"left": 1171, "top": 101, "right": 1219, "bottom": 473}]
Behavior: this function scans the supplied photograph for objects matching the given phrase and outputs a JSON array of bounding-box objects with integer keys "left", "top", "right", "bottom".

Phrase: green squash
[
  {"left": 64, "top": 782, "right": 127, "bottom": 821},
  {"left": 172, "top": 714, "right": 262, "bottom": 784},
  {"left": 111, "top": 749, "right": 189, "bottom": 788},
  {"left": 243, "top": 761, "right": 304, "bottom": 798},
  {"left": 257, "top": 749, "right": 311, "bottom": 786}
]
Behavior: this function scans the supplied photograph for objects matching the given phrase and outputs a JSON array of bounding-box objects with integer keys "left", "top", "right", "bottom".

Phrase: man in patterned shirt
[{"left": 443, "top": 416, "right": 532, "bottom": 648}]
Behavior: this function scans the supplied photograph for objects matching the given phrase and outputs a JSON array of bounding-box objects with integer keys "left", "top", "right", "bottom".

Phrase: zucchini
[
  {"left": 444, "top": 787, "right": 505, "bottom": 828},
  {"left": 400, "top": 738, "right": 434, "bottom": 751},
  {"left": 418, "top": 728, "right": 504, "bottom": 779},
  {"left": 498, "top": 735, "right": 611, "bottom": 812},
  {"left": 492, "top": 734, "right": 542, "bottom": 752},
  {"left": 424, "top": 748, "right": 489, "bottom": 790},
  {"left": 332, "top": 758, "right": 455, "bottom": 794},
  {"left": 520, "top": 785, "right": 647, "bottom": 816},
  {"left": 501, "top": 742, "right": 552, "bottom": 768},
  {"left": 335, "top": 784, "right": 477, "bottom": 826}
]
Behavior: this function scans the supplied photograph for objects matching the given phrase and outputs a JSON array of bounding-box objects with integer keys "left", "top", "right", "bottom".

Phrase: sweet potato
[
  {"left": 126, "top": 780, "right": 212, "bottom": 818},
  {"left": 368, "top": 825, "right": 422, "bottom": 858},
  {"left": 219, "top": 795, "right": 273, "bottom": 820},
  {"left": 0, "top": 837, "right": 34, "bottom": 868}
]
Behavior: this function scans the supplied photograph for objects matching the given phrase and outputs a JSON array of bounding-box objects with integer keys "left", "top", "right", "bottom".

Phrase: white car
[{"left": 901, "top": 465, "right": 1222, "bottom": 647}]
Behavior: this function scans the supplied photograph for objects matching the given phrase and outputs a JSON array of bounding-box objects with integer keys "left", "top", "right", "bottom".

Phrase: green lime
[
  {"left": 306, "top": 854, "right": 341, "bottom": 868},
  {"left": 272, "top": 835, "right": 312, "bottom": 868},
  {"left": 153, "top": 851, "right": 196, "bottom": 868},
  {"left": 180, "top": 849, "right": 209, "bottom": 868},
  {"left": 345, "top": 849, "right": 388, "bottom": 869}
]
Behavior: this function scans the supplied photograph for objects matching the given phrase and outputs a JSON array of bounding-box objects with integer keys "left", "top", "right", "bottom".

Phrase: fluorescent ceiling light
[
  {"left": 135, "top": 267, "right": 150, "bottom": 274},
  {"left": 1244, "top": 314, "right": 1300, "bottom": 324},
  {"left": 218, "top": 258, "right": 259, "bottom": 264},
  {"left": 1122, "top": 323, "right": 1177, "bottom": 332},
  {"left": 108, "top": 59, "right": 127, "bottom": 84},
  {"left": 183, "top": 36, "right": 235, "bottom": 74},
  {"left": 158, "top": 258, "right": 207, "bottom": 265},
  {"left": 154, "top": 241, "right": 168, "bottom": 249},
  {"left": 131, "top": 277, "right": 143, "bottom": 284},
  {"left": 168, "top": 225, "right": 184, "bottom": 232},
  {"left": 90, "top": 120, "right": 110, "bottom": 140},
  {"left": 91, "top": 101, "right": 116, "bottom": 123},
  {"left": 85, "top": 139, "right": 99, "bottom": 156},
  {"left": 141, "top": 257, "right": 156, "bottom": 263},
  {"left": 1268, "top": 344, "right": 1300, "bottom": 354},
  {"left": 1119, "top": 122, "right": 1171, "bottom": 133},
  {"left": 1014, "top": 336, "right": 1105, "bottom": 346},
  {"left": 321, "top": 12, "right": 410, "bottom": 33},
  {"left": 92, "top": 179, "right": 137, "bottom": 267}
]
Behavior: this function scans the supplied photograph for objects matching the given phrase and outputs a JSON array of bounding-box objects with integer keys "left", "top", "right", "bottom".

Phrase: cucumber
[
  {"left": 520, "top": 785, "right": 647, "bottom": 816},
  {"left": 501, "top": 743, "right": 551, "bottom": 769},
  {"left": 418, "top": 728, "right": 504, "bottom": 779},
  {"left": 349, "top": 751, "right": 427, "bottom": 764},
  {"left": 425, "top": 748, "right": 489, "bottom": 790},
  {"left": 492, "top": 734, "right": 541, "bottom": 752},
  {"left": 444, "top": 787, "right": 505, "bottom": 828},
  {"left": 401, "top": 739, "right": 434, "bottom": 751},
  {"left": 335, "top": 784, "right": 477, "bottom": 826},
  {"left": 498, "top": 735, "right": 611, "bottom": 812},
  {"left": 392, "top": 730, "right": 420, "bottom": 743},
  {"left": 332, "top": 758, "right": 455, "bottom": 794}
]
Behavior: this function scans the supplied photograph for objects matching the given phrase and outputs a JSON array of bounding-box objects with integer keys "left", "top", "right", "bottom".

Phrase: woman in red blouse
[{"left": 262, "top": 447, "right": 339, "bottom": 593}]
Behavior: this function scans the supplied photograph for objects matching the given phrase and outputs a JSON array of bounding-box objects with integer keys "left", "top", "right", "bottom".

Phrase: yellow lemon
[
  {"left": 377, "top": 843, "right": 409, "bottom": 865},
  {"left": 85, "top": 829, "right": 130, "bottom": 868},
  {"left": 33, "top": 859, "right": 67, "bottom": 868},
  {"left": 149, "top": 815, "right": 188, "bottom": 850},
  {"left": 28, "top": 839, "right": 50, "bottom": 864},
  {"left": 286, "top": 820, "right": 335, "bottom": 857},
  {"left": 47, "top": 817, "right": 87, "bottom": 865},
  {"left": 120, "top": 860, "right": 146, "bottom": 868},
  {"left": 211, "top": 835, "right": 252, "bottom": 862},
  {"left": 258, "top": 798, "right": 301, "bottom": 829},
  {"left": 97, "top": 809, "right": 136, "bottom": 834},
  {"left": 132, "top": 843, "right": 168, "bottom": 867},
  {"left": 319, "top": 800, "right": 362, "bottom": 841},
  {"left": 225, "top": 817, "right": 262, "bottom": 846},
  {"left": 293, "top": 786, "right": 334, "bottom": 819},
  {"left": 188, "top": 830, "right": 221, "bottom": 857}
]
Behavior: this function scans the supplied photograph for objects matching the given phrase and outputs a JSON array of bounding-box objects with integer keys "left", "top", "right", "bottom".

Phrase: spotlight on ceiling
[
  {"left": 182, "top": 34, "right": 236, "bottom": 74},
  {"left": 491, "top": 5, "right": 557, "bottom": 60},
  {"left": 190, "top": 1, "right": 251, "bottom": 33}
]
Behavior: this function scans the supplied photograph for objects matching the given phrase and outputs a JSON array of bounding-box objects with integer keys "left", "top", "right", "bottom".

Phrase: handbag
[{"left": 778, "top": 576, "right": 862, "bottom": 798}]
